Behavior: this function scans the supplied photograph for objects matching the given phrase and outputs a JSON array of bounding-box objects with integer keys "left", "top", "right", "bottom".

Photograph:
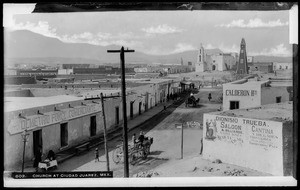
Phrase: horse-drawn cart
[
  {"left": 113, "top": 137, "right": 153, "bottom": 165},
  {"left": 185, "top": 96, "right": 200, "bottom": 107}
]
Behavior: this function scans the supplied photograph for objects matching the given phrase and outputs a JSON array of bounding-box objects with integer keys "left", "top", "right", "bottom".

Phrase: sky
[{"left": 3, "top": 4, "right": 292, "bottom": 57}]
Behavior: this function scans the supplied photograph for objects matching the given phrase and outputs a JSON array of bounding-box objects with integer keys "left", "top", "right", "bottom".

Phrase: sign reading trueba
[
  {"left": 203, "top": 113, "right": 283, "bottom": 176},
  {"left": 8, "top": 104, "right": 101, "bottom": 135}
]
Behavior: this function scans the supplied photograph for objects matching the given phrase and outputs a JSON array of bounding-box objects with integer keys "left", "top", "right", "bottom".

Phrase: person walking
[
  {"left": 200, "top": 138, "right": 203, "bottom": 155},
  {"left": 94, "top": 148, "right": 99, "bottom": 162},
  {"left": 208, "top": 93, "right": 212, "bottom": 102},
  {"left": 132, "top": 133, "right": 137, "bottom": 147}
]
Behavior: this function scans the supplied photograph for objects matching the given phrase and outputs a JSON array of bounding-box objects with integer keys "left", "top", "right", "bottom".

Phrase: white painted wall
[
  {"left": 223, "top": 82, "right": 262, "bottom": 111},
  {"left": 203, "top": 113, "right": 284, "bottom": 175}
]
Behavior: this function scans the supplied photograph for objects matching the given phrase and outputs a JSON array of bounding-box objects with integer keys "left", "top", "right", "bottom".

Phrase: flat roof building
[
  {"left": 4, "top": 78, "right": 183, "bottom": 170},
  {"left": 222, "top": 77, "right": 292, "bottom": 111}
]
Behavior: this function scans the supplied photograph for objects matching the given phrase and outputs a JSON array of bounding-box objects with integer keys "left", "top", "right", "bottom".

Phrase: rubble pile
[
  {"left": 223, "top": 169, "right": 247, "bottom": 176},
  {"left": 212, "top": 159, "right": 222, "bottom": 164},
  {"left": 133, "top": 170, "right": 160, "bottom": 178},
  {"left": 202, "top": 166, "right": 215, "bottom": 172}
]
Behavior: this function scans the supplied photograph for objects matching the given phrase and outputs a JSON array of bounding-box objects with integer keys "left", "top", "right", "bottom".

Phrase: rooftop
[
  {"left": 212, "top": 101, "right": 293, "bottom": 122},
  {"left": 4, "top": 95, "right": 84, "bottom": 112},
  {"left": 224, "top": 78, "right": 269, "bottom": 85}
]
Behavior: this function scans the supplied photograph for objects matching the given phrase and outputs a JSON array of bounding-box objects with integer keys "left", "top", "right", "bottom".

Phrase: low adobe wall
[{"left": 203, "top": 113, "right": 286, "bottom": 176}]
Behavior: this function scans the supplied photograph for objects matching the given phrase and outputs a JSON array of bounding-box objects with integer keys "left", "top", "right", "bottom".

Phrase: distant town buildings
[
  {"left": 236, "top": 38, "right": 249, "bottom": 74},
  {"left": 249, "top": 62, "right": 274, "bottom": 73},
  {"left": 273, "top": 62, "right": 293, "bottom": 70},
  {"left": 247, "top": 56, "right": 254, "bottom": 63},
  {"left": 195, "top": 43, "right": 237, "bottom": 72},
  {"left": 134, "top": 65, "right": 194, "bottom": 74}
]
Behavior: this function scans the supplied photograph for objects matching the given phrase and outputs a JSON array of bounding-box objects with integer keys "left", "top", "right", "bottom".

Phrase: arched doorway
[{"left": 212, "top": 65, "right": 216, "bottom": 71}]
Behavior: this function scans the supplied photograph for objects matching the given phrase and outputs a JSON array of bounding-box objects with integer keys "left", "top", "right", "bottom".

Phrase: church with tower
[{"left": 195, "top": 43, "right": 237, "bottom": 72}]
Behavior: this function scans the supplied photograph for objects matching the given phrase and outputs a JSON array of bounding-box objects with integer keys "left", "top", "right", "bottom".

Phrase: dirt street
[{"left": 55, "top": 88, "right": 270, "bottom": 177}]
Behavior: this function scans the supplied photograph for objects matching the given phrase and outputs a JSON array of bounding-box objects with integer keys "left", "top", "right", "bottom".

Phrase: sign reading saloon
[
  {"left": 204, "top": 114, "right": 282, "bottom": 150},
  {"left": 8, "top": 104, "right": 101, "bottom": 135},
  {"left": 225, "top": 89, "right": 257, "bottom": 96}
]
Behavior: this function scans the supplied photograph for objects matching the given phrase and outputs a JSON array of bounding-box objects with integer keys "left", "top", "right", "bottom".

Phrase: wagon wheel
[{"left": 112, "top": 147, "right": 123, "bottom": 164}]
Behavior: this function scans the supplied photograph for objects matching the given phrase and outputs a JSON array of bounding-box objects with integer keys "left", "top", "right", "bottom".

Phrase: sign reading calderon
[
  {"left": 8, "top": 104, "right": 101, "bottom": 135},
  {"left": 225, "top": 89, "right": 258, "bottom": 96}
]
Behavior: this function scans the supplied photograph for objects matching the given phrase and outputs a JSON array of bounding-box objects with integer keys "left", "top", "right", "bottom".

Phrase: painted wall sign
[
  {"left": 204, "top": 115, "right": 281, "bottom": 149},
  {"left": 8, "top": 104, "right": 101, "bottom": 135},
  {"left": 203, "top": 113, "right": 284, "bottom": 175},
  {"left": 225, "top": 90, "right": 258, "bottom": 96}
]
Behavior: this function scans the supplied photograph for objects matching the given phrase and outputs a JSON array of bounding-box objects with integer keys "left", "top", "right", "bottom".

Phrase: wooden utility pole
[
  {"left": 100, "top": 93, "right": 110, "bottom": 171},
  {"left": 181, "top": 123, "right": 184, "bottom": 159},
  {"left": 85, "top": 94, "right": 121, "bottom": 172},
  {"left": 107, "top": 46, "right": 134, "bottom": 178}
]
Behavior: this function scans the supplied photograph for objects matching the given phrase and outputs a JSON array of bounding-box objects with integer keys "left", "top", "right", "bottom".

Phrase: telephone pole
[
  {"left": 107, "top": 46, "right": 134, "bottom": 178},
  {"left": 100, "top": 93, "right": 110, "bottom": 171},
  {"left": 85, "top": 94, "right": 121, "bottom": 172}
]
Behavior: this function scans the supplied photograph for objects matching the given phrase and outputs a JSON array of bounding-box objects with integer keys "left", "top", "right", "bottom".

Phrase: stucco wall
[
  {"left": 261, "top": 86, "right": 290, "bottom": 105},
  {"left": 4, "top": 80, "right": 174, "bottom": 170},
  {"left": 4, "top": 89, "right": 33, "bottom": 97},
  {"left": 223, "top": 83, "right": 261, "bottom": 111},
  {"left": 203, "top": 113, "right": 284, "bottom": 175}
]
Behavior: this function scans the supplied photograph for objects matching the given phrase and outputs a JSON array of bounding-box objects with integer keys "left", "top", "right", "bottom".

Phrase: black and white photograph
[{"left": 3, "top": 2, "right": 298, "bottom": 187}]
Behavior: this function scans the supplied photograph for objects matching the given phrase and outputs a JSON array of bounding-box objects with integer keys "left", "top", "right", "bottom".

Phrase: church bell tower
[
  {"left": 236, "top": 38, "right": 248, "bottom": 74},
  {"left": 196, "top": 43, "right": 205, "bottom": 72}
]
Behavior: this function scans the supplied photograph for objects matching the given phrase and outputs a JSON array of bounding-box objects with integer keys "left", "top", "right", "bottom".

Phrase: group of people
[
  {"left": 132, "top": 131, "right": 145, "bottom": 148},
  {"left": 33, "top": 148, "right": 56, "bottom": 172}
]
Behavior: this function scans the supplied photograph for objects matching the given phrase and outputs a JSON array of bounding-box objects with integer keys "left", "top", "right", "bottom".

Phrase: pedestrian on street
[
  {"left": 208, "top": 93, "right": 212, "bottom": 102},
  {"left": 132, "top": 133, "right": 137, "bottom": 147},
  {"left": 200, "top": 138, "right": 203, "bottom": 155},
  {"left": 94, "top": 148, "right": 99, "bottom": 162}
]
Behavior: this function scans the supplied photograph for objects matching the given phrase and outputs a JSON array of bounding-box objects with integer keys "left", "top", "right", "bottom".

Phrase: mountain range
[{"left": 4, "top": 29, "right": 292, "bottom": 66}]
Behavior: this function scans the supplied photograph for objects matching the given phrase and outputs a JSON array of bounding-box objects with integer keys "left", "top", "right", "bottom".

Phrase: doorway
[
  {"left": 212, "top": 65, "right": 216, "bottom": 71},
  {"left": 60, "top": 123, "right": 68, "bottom": 147},
  {"left": 229, "top": 101, "right": 239, "bottom": 110},
  {"left": 130, "top": 101, "right": 134, "bottom": 119},
  {"left": 139, "top": 102, "right": 142, "bottom": 115},
  {"left": 90, "top": 116, "right": 96, "bottom": 137},
  {"left": 276, "top": 96, "right": 282, "bottom": 103},
  {"left": 145, "top": 93, "right": 148, "bottom": 111},
  {"left": 115, "top": 106, "right": 119, "bottom": 125},
  {"left": 33, "top": 130, "right": 42, "bottom": 157}
]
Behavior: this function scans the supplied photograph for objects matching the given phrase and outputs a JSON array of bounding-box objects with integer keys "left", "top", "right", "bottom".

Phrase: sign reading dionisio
[
  {"left": 204, "top": 114, "right": 281, "bottom": 150},
  {"left": 203, "top": 113, "right": 284, "bottom": 175},
  {"left": 8, "top": 104, "right": 102, "bottom": 135}
]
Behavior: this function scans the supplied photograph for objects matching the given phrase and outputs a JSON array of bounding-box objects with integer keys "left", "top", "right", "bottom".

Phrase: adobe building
[
  {"left": 249, "top": 62, "right": 274, "bottom": 73},
  {"left": 273, "top": 62, "right": 293, "bottom": 70},
  {"left": 222, "top": 77, "right": 291, "bottom": 111},
  {"left": 4, "top": 78, "right": 180, "bottom": 170},
  {"left": 203, "top": 101, "right": 293, "bottom": 176}
]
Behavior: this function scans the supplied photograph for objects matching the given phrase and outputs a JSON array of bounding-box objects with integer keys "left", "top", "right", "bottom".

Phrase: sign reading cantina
[
  {"left": 205, "top": 115, "right": 282, "bottom": 151},
  {"left": 8, "top": 104, "right": 102, "bottom": 135}
]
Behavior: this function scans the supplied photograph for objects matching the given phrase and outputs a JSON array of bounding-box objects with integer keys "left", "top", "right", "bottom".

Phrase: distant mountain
[{"left": 4, "top": 29, "right": 292, "bottom": 66}]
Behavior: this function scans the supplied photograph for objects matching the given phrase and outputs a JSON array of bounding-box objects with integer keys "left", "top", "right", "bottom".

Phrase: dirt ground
[{"left": 55, "top": 88, "right": 270, "bottom": 177}]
